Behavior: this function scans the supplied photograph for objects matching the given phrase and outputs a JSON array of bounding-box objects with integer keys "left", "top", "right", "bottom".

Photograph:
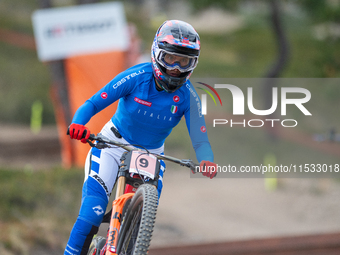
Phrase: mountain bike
[{"left": 82, "top": 133, "right": 198, "bottom": 255}]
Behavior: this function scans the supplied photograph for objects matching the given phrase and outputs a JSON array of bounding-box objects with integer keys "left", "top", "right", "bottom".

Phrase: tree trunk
[{"left": 263, "top": 0, "right": 289, "bottom": 139}]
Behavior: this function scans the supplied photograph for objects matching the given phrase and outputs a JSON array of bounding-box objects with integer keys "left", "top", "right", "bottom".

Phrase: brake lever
[
  {"left": 86, "top": 134, "right": 109, "bottom": 149},
  {"left": 180, "top": 159, "right": 198, "bottom": 171},
  {"left": 87, "top": 139, "right": 96, "bottom": 148}
]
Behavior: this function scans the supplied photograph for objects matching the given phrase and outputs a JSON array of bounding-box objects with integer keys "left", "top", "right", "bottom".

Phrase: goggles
[{"left": 156, "top": 50, "right": 198, "bottom": 73}]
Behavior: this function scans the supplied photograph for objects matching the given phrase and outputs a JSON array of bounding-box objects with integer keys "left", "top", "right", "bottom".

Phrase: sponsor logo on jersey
[
  {"left": 101, "top": 92, "right": 108, "bottom": 99},
  {"left": 173, "top": 95, "right": 180, "bottom": 103},
  {"left": 200, "top": 126, "right": 207, "bottom": 133},
  {"left": 186, "top": 83, "right": 202, "bottom": 117},
  {"left": 112, "top": 70, "right": 145, "bottom": 89},
  {"left": 134, "top": 97, "right": 152, "bottom": 107}
]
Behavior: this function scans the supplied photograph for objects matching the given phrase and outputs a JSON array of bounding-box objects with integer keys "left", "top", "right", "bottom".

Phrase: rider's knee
[
  {"left": 80, "top": 177, "right": 109, "bottom": 226},
  {"left": 79, "top": 195, "right": 107, "bottom": 227}
]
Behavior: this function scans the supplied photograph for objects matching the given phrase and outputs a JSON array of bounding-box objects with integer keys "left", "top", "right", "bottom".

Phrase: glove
[
  {"left": 68, "top": 123, "right": 90, "bottom": 143},
  {"left": 198, "top": 160, "right": 217, "bottom": 179}
]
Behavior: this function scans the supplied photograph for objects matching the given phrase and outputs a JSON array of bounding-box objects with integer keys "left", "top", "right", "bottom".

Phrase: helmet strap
[{"left": 154, "top": 78, "right": 165, "bottom": 92}]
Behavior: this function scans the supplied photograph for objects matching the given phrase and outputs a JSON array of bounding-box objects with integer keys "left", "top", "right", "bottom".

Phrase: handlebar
[
  {"left": 67, "top": 128, "right": 198, "bottom": 171},
  {"left": 89, "top": 133, "right": 198, "bottom": 171}
]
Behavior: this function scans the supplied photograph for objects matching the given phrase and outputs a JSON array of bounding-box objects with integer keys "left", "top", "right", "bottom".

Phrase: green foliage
[
  {"left": 0, "top": 167, "right": 83, "bottom": 252},
  {"left": 0, "top": 0, "right": 38, "bottom": 33},
  {"left": 299, "top": 0, "right": 340, "bottom": 23},
  {"left": 190, "top": 0, "right": 340, "bottom": 24},
  {"left": 190, "top": 0, "right": 240, "bottom": 12},
  {"left": 0, "top": 168, "right": 83, "bottom": 221},
  {"left": 0, "top": 42, "right": 55, "bottom": 124}
]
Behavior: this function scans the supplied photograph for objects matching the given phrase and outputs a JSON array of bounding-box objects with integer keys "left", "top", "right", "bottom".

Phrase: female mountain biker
[{"left": 65, "top": 20, "right": 217, "bottom": 255}]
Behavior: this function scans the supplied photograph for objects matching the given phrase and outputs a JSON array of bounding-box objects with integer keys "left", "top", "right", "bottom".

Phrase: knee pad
[
  {"left": 79, "top": 195, "right": 108, "bottom": 227},
  {"left": 80, "top": 176, "right": 109, "bottom": 226}
]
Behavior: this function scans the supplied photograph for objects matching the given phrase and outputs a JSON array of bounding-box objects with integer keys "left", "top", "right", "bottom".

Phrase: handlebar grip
[
  {"left": 82, "top": 129, "right": 88, "bottom": 139},
  {"left": 66, "top": 125, "right": 92, "bottom": 140}
]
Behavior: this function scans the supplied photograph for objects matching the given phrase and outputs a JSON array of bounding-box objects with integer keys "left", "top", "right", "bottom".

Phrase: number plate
[{"left": 129, "top": 151, "right": 158, "bottom": 179}]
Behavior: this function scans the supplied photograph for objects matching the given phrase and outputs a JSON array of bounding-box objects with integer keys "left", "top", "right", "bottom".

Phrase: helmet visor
[{"left": 157, "top": 50, "right": 198, "bottom": 73}]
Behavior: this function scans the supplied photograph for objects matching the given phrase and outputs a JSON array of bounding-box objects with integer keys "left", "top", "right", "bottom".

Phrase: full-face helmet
[{"left": 151, "top": 20, "right": 200, "bottom": 93}]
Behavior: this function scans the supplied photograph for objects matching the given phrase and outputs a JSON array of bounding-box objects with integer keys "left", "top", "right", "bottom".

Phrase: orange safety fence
[
  {"left": 65, "top": 51, "right": 124, "bottom": 167},
  {"left": 56, "top": 24, "right": 142, "bottom": 168}
]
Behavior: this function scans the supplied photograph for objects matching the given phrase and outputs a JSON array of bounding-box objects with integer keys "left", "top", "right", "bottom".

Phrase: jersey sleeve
[
  {"left": 184, "top": 83, "right": 214, "bottom": 163},
  {"left": 71, "top": 67, "right": 141, "bottom": 125}
]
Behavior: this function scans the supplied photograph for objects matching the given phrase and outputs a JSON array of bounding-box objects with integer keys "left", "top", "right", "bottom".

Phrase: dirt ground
[
  {"left": 151, "top": 170, "right": 340, "bottom": 247},
  {"left": 1, "top": 124, "right": 340, "bottom": 250}
]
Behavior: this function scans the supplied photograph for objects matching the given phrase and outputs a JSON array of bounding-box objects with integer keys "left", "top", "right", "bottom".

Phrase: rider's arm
[
  {"left": 70, "top": 65, "right": 142, "bottom": 125},
  {"left": 72, "top": 100, "right": 98, "bottom": 125},
  {"left": 68, "top": 66, "right": 141, "bottom": 143},
  {"left": 184, "top": 83, "right": 214, "bottom": 163}
]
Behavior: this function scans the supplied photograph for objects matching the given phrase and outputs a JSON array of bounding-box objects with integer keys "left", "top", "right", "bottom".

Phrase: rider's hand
[
  {"left": 198, "top": 160, "right": 217, "bottom": 179},
  {"left": 68, "top": 123, "right": 90, "bottom": 143}
]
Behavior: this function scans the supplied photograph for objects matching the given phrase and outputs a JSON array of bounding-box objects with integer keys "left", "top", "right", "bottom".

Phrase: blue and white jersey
[{"left": 72, "top": 62, "right": 213, "bottom": 162}]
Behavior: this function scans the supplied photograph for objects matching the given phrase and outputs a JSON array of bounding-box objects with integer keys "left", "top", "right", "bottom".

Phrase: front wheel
[{"left": 116, "top": 184, "right": 158, "bottom": 255}]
